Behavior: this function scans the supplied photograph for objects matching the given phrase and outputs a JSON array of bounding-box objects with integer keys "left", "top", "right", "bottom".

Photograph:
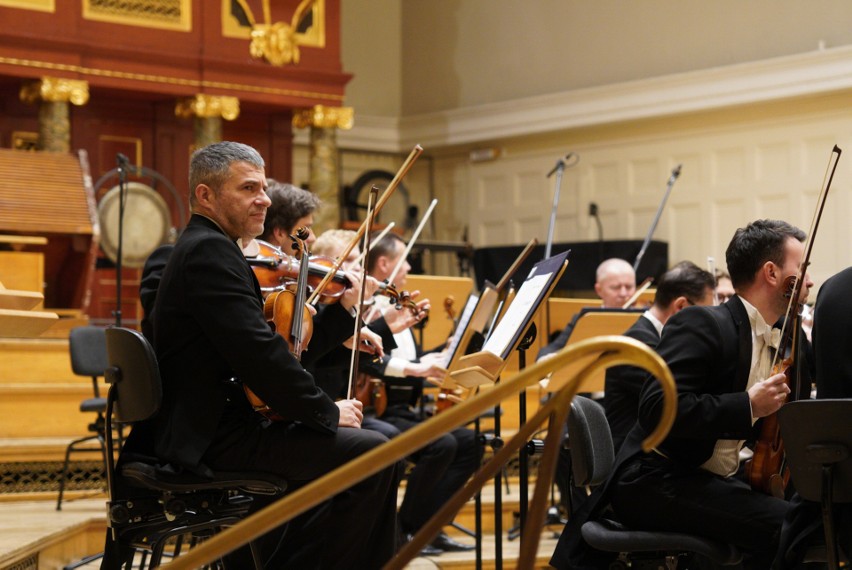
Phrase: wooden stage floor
[{"left": 0, "top": 497, "right": 562, "bottom": 569}]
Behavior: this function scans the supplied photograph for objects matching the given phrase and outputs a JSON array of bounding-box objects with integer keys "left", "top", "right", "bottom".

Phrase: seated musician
[
  {"left": 551, "top": 219, "right": 809, "bottom": 569},
  {"left": 537, "top": 257, "right": 637, "bottom": 361},
  {"left": 130, "top": 142, "right": 398, "bottom": 569},
  {"left": 602, "top": 260, "right": 715, "bottom": 453},
  {"left": 715, "top": 269, "right": 735, "bottom": 304},
  {"left": 362, "top": 231, "right": 483, "bottom": 554}
]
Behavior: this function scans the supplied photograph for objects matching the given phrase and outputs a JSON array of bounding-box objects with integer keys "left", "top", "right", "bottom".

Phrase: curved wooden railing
[{"left": 165, "top": 335, "right": 678, "bottom": 569}]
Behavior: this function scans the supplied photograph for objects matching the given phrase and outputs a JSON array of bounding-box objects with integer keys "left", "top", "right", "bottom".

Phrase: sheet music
[
  {"left": 480, "top": 250, "right": 569, "bottom": 360},
  {"left": 442, "top": 293, "right": 479, "bottom": 367}
]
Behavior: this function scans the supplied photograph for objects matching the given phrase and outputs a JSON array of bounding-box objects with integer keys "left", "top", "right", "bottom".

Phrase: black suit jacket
[
  {"left": 813, "top": 266, "right": 852, "bottom": 399},
  {"left": 602, "top": 314, "right": 660, "bottom": 452},
  {"left": 151, "top": 215, "right": 345, "bottom": 471}
]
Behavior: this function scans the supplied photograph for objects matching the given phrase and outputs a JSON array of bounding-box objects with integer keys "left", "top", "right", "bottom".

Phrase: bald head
[{"left": 594, "top": 258, "right": 636, "bottom": 308}]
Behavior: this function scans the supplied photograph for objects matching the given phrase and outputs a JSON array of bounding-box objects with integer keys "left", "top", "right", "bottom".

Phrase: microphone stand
[
  {"left": 114, "top": 153, "right": 129, "bottom": 327},
  {"left": 633, "top": 164, "right": 682, "bottom": 274}
]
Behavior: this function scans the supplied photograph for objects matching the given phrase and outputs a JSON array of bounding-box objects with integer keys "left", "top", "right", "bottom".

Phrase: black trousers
[
  {"left": 611, "top": 453, "right": 789, "bottom": 569},
  {"left": 203, "top": 415, "right": 399, "bottom": 570},
  {"left": 381, "top": 406, "right": 483, "bottom": 535}
]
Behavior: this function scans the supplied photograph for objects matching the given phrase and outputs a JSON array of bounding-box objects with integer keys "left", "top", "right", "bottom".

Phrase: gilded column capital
[
  {"left": 175, "top": 95, "right": 240, "bottom": 121},
  {"left": 292, "top": 105, "right": 354, "bottom": 130},
  {"left": 20, "top": 77, "right": 89, "bottom": 106}
]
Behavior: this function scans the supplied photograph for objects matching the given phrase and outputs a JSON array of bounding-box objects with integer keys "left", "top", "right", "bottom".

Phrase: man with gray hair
[{"left": 145, "top": 141, "right": 398, "bottom": 568}]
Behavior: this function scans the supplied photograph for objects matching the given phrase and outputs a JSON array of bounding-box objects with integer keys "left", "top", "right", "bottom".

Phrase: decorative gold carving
[
  {"left": 293, "top": 105, "right": 354, "bottom": 130},
  {"left": 175, "top": 95, "right": 240, "bottom": 121},
  {"left": 250, "top": 21, "right": 300, "bottom": 66},
  {"left": 0, "top": 55, "right": 345, "bottom": 102},
  {"left": 0, "top": 0, "right": 54, "bottom": 12},
  {"left": 19, "top": 77, "right": 89, "bottom": 105},
  {"left": 83, "top": 0, "right": 191, "bottom": 32},
  {"left": 223, "top": 0, "right": 325, "bottom": 48}
]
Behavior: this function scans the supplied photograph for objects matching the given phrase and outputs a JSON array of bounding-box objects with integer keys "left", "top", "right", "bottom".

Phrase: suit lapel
[{"left": 726, "top": 296, "right": 752, "bottom": 392}]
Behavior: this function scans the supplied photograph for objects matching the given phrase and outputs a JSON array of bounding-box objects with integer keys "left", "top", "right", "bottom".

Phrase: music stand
[
  {"left": 779, "top": 399, "right": 852, "bottom": 569},
  {"left": 451, "top": 251, "right": 570, "bottom": 388},
  {"left": 543, "top": 309, "right": 643, "bottom": 394}
]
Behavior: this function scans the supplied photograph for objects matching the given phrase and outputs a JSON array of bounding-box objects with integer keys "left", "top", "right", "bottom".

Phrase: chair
[
  {"left": 57, "top": 326, "right": 112, "bottom": 511},
  {"left": 566, "top": 395, "right": 743, "bottom": 569},
  {"left": 778, "top": 399, "right": 852, "bottom": 570},
  {"left": 101, "top": 327, "right": 287, "bottom": 569}
]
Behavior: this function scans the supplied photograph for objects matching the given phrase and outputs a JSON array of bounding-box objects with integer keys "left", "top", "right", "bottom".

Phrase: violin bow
[
  {"left": 386, "top": 199, "right": 438, "bottom": 287},
  {"left": 770, "top": 144, "right": 841, "bottom": 373},
  {"left": 353, "top": 222, "right": 395, "bottom": 266},
  {"left": 623, "top": 276, "right": 653, "bottom": 309},
  {"left": 707, "top": 256, "right": 719, "bottom": 305},
  {"left": 347, "top": 187, "right": 380, "bottom": 401},
  {"left": 307, "top": 144, "right": 424, "bottom": 306},
  {"left": 633, "top": 164, "right": 682, "bottom": 273}
]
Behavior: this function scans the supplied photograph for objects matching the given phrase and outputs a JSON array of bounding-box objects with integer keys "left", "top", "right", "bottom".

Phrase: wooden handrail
[{"left": 164, "top": 335, "right": 678, "bottom": 569}]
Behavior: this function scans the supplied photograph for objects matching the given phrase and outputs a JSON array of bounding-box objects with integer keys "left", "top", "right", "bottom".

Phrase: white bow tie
[{"left": 760, "top": 327, "right": 782, "bottom": 349}]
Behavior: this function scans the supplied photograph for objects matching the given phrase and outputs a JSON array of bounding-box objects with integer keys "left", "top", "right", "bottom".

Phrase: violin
[
  {"left": 246, "top": 239, "right": 351, "bottom": 301},
  {"left": 244, "top": 229, "right": 314, "bottom": 421}
]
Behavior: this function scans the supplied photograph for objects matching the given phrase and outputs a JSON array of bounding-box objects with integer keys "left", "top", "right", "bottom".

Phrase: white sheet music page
[
  {"left": 442, "top": 293, "right": 479, "bottom": 367},
  {"left": 481, "top": 273, "right": 550, "bottom": 358}
]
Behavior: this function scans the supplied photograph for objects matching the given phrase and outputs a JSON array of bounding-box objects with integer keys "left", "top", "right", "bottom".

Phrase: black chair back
[
  {"left": 567, "top": 395, "right": 615, "bottom": 487},
  {"left": 104, "top": 327, "right": 162, "bottom": 424},
  {"left": 69, "top": 326, "right": 108, "bottom": 396}
]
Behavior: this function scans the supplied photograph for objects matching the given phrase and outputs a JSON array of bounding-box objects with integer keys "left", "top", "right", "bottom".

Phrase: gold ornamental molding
[
  {"left": 250, "top": 21, "right": 299, "bottom": 66},
  {"left": 19, "top": 77, "right": 89, "bottom": 105},
  {"left": 175, "top": 94, "right": 240, "bottom": 121},
  {"left": 0, "top": 55, "right": 345, "bottom": 102},
  {"left": 293, "top": 105, "right": 354, "bottom": 130}
]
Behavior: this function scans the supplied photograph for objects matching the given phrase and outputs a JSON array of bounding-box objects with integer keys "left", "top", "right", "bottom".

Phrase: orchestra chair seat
[
  {"left": 57, "top": 326, "right": 113, "bottom": 511},
  {"left": 101, "top": 327, "right": 288, "bottom": 569},
  {"left": 778, "top": 399, "right": 852, "bottom": 570},
  {"left": 566, "top": 396, "right": 743, "bottom": 569}
]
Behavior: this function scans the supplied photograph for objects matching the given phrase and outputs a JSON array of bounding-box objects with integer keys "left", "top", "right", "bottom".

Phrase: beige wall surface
[
  {"left": 314, "top": 1, "right": 852, "bottom": 292},
  {"left": 396, "top": 0, "right": 852, "bottom": 115}
]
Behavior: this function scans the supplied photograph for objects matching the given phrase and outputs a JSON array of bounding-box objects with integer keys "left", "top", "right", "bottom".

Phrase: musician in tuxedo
[
  {"left": 361, "top": 231, "right": 483, "bottom": 554},
  {"left": 551, "top": 219, "right": 810, "bottom": 569},
  {"left": 603, "top": 260, "right": 716, "bottom": 453},
  {"left": 537, "top": 257, "right": 636, "bottom": 360},
  {"left": 146, "top": 141, "right": 398, "bottom": 569}
]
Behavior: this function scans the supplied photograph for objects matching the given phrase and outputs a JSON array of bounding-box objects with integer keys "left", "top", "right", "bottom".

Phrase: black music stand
[{"left": 778, "top": 399, "right": 852, "bottom": 569}]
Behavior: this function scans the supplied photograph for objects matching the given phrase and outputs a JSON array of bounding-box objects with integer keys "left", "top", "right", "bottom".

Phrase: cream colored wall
[
  {"left": 399, "top": 0, "right": 852, "bottom": 114},
  {"left": 431, "top": 92, "right": 852, "bottom": 292},
  {"left": 298, "top": 1, "right": 852, "bottom": 291}
]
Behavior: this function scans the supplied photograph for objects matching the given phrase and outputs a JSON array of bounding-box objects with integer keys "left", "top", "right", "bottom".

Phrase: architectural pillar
[
  {"left": 19, "top": 77, "right": 89, "bottom": 153},
  {"left": 292, "top": 105, "right": 353, "bottom": 232},
  {"left": 175, "top": 94, "right": 240, "bottom": 149}
]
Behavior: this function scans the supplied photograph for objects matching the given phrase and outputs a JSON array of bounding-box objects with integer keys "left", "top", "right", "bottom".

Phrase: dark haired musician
[
  {"left": 552, "top": 219, "right": 810, "bottom": 569},
  {"left": 142, "top": 141, "right": 398, "bottom": 569}
]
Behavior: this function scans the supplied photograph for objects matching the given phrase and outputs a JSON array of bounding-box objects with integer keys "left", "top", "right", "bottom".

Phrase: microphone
[
  {"left": 116, "top": 153, "right": 130, "bottom": 168},
  {"left": 669, "top": 163, "right": 682, "bottom": 183},
  {"left": 546, "top": 152, "right": 579, "bottom": 178}
]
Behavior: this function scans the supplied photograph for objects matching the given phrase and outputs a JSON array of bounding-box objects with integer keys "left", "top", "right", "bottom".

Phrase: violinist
[
  {"left": 715, "top": 269, "right": 736, "bottom": 304},
  {"left": 307, "top": 228, "right": 401, "bottom": 441},
  {"left": 141, "top": 142, "right": 398, "bottom": 569},
  {"left": 362, "top": 231, "right": 483, "bottom": 554},
  {"left": 552, "top": 219, "right": 809, "bottom": 570},
  {"left": 257, "top": 180, "right": 319, "bottom": 255}
]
